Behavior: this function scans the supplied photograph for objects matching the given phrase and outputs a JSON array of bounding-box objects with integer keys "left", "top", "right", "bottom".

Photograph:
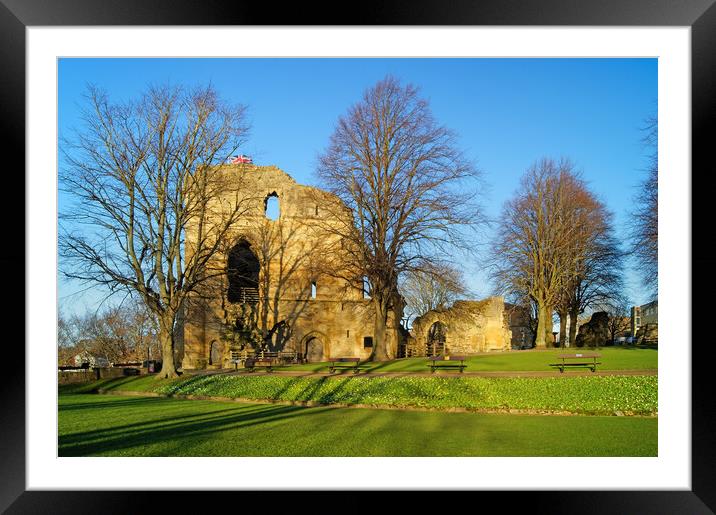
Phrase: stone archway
[
  {"left": 209, "top": 340, "right": 223, "bottom": 366},
  {"left": 227, "top": 240, "right": 260, "bottom": 304},
  {"left": 426, "top": 321, "right": 447, "bottom": 357},
  {"left": 302, "top": 332, "right": 328, "bottom": 363}
]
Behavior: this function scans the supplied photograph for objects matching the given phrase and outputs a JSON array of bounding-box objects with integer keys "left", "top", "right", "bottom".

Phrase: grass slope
[
  {"left": 271, "top": 346, "right": 657, "bottom": 373},
  {"left": 58, "top": 393, "right": 657, "bottom": 457},
  {"left": 67, "top": 373, "right": 658, "bottom": 415}
]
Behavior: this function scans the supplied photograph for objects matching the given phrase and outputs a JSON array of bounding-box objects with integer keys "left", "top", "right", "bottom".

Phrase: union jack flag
[{"left": 229, "top": 154, "right": 253, "bottom": 164}]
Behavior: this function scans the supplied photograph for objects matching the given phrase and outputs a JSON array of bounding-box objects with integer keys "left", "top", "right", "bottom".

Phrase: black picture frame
[{"left": 2, "top": 0, "right": 713, "bottom": 512}]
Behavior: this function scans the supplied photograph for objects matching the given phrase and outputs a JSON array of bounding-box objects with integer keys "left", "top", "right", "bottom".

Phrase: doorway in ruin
[
  {"left": 227, "top": 240, "right": 260, "bottom": 304},
  {"left": 209, "top": 340, "right": 223, "bottom": 366},
  {"left": 426, "top": 321, "right": 447, "bottom": 357},
  {"left": 304, "top": 335, "right": 326, "bottom": 363}
]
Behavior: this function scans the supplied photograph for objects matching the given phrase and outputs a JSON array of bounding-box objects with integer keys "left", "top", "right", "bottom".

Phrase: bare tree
[
  {"left": 631, "top": 116, "right": 658, "bottom": 297},
  {"left": 83, "top": 305, "right": 134, "bottom": 362},
  {"left": 400, "top": 262, "right": 470, "bottom": 327},
  {"left": 492, "top": 158, "right": 606, "bottom": 348},
  {"left": 316, "top": 76, "right": 483, "bottom": 360},
  {"left": 126, "top": 301, "right": 160, "bottom": 362},
  {"left": 555, "top": 186, "right": 624, "bottom": 347},
  {"left": 59, "top": 84, "right": 250, "bottom": 378},
  {"left": 600, "top": 297, "right": 633, "bottom": 345},
  {"left": 58, "top": 310, "right": 85, "bottom": 366},
  {"left": 58, "top": 302, "right": 159, "bottom": 365}
]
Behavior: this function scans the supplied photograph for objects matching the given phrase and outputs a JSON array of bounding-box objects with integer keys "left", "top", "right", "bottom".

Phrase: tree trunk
[
  {"left": 156, "top": 316, "right": 180, "bottom": 379},
  {"left": 544, "top": 305, "right": 554, "bottom": 347},
  {"left": 558, "top": 310, "right": 568, "bottom": 348},
  {"left": 534, "top": 302, "right": 548, "bottom": 348},
  {"left": 371, "top": 298, "right": 392, "bottom": 361},
  {"left": 568, "top": 306, "right": 579, "bottom": 347}
]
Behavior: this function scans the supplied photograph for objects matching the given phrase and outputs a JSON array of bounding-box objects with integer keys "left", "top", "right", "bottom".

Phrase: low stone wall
[
  {"left": 97, "top": 367, "right": 141, "bottom": 379},
  {"left": 58, "top": 367, "right": 141, "bottom": 384},
  {"left": 58, "top": 369, "right": 97, "bottom": 384}
]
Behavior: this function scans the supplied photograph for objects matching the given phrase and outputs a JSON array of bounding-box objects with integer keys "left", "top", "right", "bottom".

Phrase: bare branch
[
  {"left": 59, "top": 83, "right": 251, "bottom": 378},
  {"left": 314, "top": 76, "right": 485, "bottom": 360}
]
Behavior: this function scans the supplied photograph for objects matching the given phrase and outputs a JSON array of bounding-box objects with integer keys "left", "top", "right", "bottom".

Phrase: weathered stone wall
[
  {"left": 635, "top": 323, "right": 658, "bottom": 344},
  {"left": 504, "top": 302, "right": 534, "bottom": 349},
  {"left": 575, "top": 311, "right": 609, "bottom": 347},
  {"left": 183, "top": 165, "right": 401, "bottom": 368},
  {"left": 407, "top": 297, "right": 512, "bottom": 356}
]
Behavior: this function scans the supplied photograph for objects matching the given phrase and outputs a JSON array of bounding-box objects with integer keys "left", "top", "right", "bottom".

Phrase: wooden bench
[
  {"left": 244, "top": 358, "right": 274, "bottom": 373},
  {"left": 550, "top": 353, "right": 601, "bottom": 373},
  {"left": 328, "top": 357, "right": 363, "bottom": 374},
  {"left": 427, "top": 355, "right": 467, "bottom": 373}
]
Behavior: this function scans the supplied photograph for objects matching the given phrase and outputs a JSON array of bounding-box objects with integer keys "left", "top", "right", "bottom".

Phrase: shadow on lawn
[
  {"left": 58, "top": 377, "right": 140, "bottom": 394},
  {"left": 364, "top": 360, "right": 395, "bottom": 373},
  {"left": 157, "top": 373, "right": 218, "bottom": 394},
  {"left": 58, "top": 396, "right": 166, "bottom": 411},
  {"left": 59, "top": 398, "right": 333, "bottom": 456},
  {"left": 608, "top": 345, "right": 658, "bottom": 351}
]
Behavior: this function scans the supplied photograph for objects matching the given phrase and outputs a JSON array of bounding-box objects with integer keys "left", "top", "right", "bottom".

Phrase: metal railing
[{"left": 237, "top": 287, "right": 259, "bottom": 304}]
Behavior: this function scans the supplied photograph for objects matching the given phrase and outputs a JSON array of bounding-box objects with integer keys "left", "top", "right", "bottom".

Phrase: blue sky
[{"left": 58, "top": 57, "right": 657, "bottom": 315}]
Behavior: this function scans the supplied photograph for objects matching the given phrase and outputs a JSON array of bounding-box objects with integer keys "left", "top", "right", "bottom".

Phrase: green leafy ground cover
[
  {"left": 68, "top": 373, "right": 657, "bottom": 415},
  {"left": 58, "top": 393, "right": 657, "bottom": 457},
  {"left": 272, "top": 346, "right": 657, "bottom": 373}
]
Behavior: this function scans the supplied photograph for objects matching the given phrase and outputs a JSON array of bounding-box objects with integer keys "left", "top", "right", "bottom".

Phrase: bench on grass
[
  {"left": 244, "top": 358, "right": 274, "bottom": 373},
  {"left": 427, "top": 355, "right": 467, "bottom": 373},
  {"left": 328, "top": 357, "right": 364, "bottom": 374},
  {"left": 550, "top": 353, "right": 601, "bottom": 373}
]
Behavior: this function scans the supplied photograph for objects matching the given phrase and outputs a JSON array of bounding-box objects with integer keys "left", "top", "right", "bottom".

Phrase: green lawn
[
  {"left": 272, "top": 346, "right": 657, "bottom": 373},
  {"left": 58, "top": 393, "right": 657, "bottom": 457}
]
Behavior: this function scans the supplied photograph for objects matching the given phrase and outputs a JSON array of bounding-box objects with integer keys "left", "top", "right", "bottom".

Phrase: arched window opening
[
  {"left": 265, "top": 192, "right": 280, "bottom": 221},
  {"left": 362, "top": 276, "right": 371, "bottom": 299},
  {"left": 427, "top": 321, "right": 447, "bottom": 357},
  {"left": 227, "top": 241, "right": 260, "bottom": 304},
  {"left": 310, "top": 281, "right": 317, "bottom": 299}
]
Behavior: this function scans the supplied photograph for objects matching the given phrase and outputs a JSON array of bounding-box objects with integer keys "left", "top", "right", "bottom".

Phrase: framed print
[{"left": 3, "top": 0, "right": 714, "bottom": 512}]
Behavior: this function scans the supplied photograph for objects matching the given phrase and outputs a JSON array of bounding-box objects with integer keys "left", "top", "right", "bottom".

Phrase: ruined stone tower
[{"left": 182, "top": 164, "right": 401, "bottom": 368}]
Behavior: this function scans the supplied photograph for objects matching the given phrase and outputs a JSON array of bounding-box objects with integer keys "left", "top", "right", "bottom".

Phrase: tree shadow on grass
[
  {"left": 313, "top": 376, "right": 360, "bottom": 404},
  {"left": 59, "top": 398, "right": 334, "bottom": 456},
  {"left": 60, "top": 403, "right": 268, "bottom": 444},
  {"left": 614, "top": 345, "right": 658, "bottom": 351},
  {"left": 59, "top": 396, "right": 167, "bottom": 411},
  {"left": 364, "top": 357, "right": 428, "bottom": 374},
  {"left": 154, "top": 373, "right": 218, "bottom": 395},
  {"left": 58, "top": 377, "right": 141, "bottom": 394},
  {"left": 360, "top": 360, "right": 393, "bottom": 373},
  {"left": 291, "top": 376, "right": 329, "bottom": 401}
]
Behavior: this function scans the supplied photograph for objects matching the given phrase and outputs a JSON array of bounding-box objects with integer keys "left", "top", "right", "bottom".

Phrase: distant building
[{"left": 631, "top": 299, "right": 658, "bottom": 337}]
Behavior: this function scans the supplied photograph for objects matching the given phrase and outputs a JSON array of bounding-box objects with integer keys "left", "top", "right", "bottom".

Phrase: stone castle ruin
[
  {"left": 406, "top": 298, "right": 512, "bottom": 357},
  {"left": 182, "top": 164, "right": 513, "bottom": 369},
  {"left": 182, "top": 164, "right": 402, "bottom": 368}
]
